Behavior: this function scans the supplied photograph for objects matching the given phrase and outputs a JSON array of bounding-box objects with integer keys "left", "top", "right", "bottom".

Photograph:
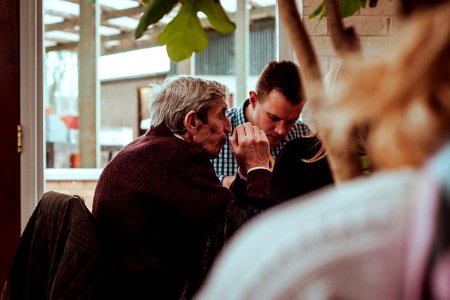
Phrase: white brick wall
[{"left": 302, "top": 0, "right": 400, "bottom": 74}]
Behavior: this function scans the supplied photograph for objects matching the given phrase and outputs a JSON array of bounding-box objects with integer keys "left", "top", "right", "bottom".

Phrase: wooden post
[
  {"left": 78, "top": 0, "right": 100, "bottom": 168},
  {"left": 175, "top": 57, "right": 192, "bottom": 75},
  {"left": 276, "top": 2, "right": 295, "bottom": 61},
  {"left": 235, "top": 0, "right": 249, "bottom": 105}
]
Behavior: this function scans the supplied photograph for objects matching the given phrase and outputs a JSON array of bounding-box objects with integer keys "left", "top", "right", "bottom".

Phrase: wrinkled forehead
[{"left": 208, "top": 99, "right": 228, "bottom": 113}]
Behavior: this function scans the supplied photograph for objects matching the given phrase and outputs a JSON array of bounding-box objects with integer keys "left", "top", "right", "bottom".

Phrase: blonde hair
[
  {"left": 322, "top": 2, "right": 450, "bottom": 170},
  {"left": 324, "top": 61, "right": 347, "bottom": 99}
]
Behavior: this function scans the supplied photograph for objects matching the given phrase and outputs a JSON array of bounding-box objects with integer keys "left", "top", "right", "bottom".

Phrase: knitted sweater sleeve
[
  {"left": 225, "top": 169, "right": 273, "bottom": 237},
  {"left": 161, "top": 146, "right": 234, "bottom": 227},
  {"left": 161, "top": 145, "right": 271, "bottom": 230}
]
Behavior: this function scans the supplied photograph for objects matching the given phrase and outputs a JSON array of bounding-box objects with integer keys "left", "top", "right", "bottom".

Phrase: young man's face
[
  {"left": 193, "top": 101, "right": 231, "bottom": 158},
  {"left": 249, "top": 89, "right": 303, "bottom": 146}
]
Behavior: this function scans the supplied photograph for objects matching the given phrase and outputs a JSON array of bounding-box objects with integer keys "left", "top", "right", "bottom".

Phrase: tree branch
[
  {"left": 277, "top": 0, "right": 363, "bottom": 183},
  {"left": 325, "top": 0, "right": 361, "bottom": 56},
  {"left": 277, "top": 0, "right": 322, "bottom": 83},
  {"left": 277, "top": 0, "right": 324, "bottom": 119}
]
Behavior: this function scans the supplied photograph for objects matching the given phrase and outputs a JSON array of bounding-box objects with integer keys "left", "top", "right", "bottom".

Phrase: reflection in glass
[{"left": 43, "top": 0, "right": 276, "bottom": 206}]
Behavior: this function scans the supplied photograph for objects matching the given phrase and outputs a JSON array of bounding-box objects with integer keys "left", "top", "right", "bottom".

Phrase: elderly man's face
[{"left": 193, "top": 101, "right": 231, "bottom": 158}]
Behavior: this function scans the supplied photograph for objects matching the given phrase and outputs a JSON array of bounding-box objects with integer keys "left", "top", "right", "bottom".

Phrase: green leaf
[
  {"left": 196, "top": 0, "right": 236, "bottom": 34},
  {"left": 134, "top": 0, "right": 235, "bottom": 61},
  {"left": 309, "top": 2, "right": 326, "bottom": 19},
  {"left": 135, "top": 0, "right": 179, "bottom": 39},
  {"left": 339, "top": 0, "right": 366, "bottom": 17},
  {"left": 309, "top": 0, "right": 366, "bottom": 19},
  {"left": 157, "top": 0, "right": 208, "bottom": 61}
]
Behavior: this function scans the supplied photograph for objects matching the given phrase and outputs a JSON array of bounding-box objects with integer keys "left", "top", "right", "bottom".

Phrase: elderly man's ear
[{"left": 184, "top": 111, "right": 201, "bottom": 135}]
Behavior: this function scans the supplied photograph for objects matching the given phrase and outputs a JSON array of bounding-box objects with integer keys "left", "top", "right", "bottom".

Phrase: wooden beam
[
  {"left": 44, "top": 9, "right": 77, "bottom": 19},
  {"left": 45, "top": 5, "right": 276, "bottom": 56},
  {"left": 46, "top": 6, "right": 143, "bottom": 32},
  {"left": 101, "top": 5, "right": 143, "bottom": 20},
  {"left": 45, "top": 5, "right": 273, "bottom": 35},
  {"left": 46, "top": 24, "right": 164, "bottom": 53}
]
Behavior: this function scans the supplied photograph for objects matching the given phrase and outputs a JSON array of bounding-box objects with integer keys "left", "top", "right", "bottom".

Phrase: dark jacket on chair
[{"left": 1, "top": 191, "right": 117, "bottom": 300}]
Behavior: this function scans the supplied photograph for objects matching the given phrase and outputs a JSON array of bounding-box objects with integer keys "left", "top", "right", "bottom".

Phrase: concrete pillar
[
  {"left": 78, "top": 0, "right": 100, "bottom": 168},
  {"left": 235, "top": 0, "right": 249, "bottom": 105}
]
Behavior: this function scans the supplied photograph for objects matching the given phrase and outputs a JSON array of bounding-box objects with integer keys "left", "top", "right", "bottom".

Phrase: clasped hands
[{"left": 230, "top": 122, "right": 270, "bottom": 177}]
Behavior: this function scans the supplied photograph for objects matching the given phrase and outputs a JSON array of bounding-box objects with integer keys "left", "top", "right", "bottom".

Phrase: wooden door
[{"left": 0, "top": 0, "right": 21, "bottom": 285}]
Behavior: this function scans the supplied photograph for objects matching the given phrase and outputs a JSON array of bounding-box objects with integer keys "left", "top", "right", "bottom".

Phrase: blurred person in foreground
[
  {"left": 212, "top": 60, "right": 311, "bottom": 188},
  {"left": 196, "top": 3, "right": 450, "bottom": 300},
  {"left": 92, "top": 76, "right": 272, "bottom": 299}
]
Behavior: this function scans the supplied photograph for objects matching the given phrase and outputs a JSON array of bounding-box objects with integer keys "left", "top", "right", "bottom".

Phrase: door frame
[{"left": 20, "top": 0, "right": 44, "bottom": 230}]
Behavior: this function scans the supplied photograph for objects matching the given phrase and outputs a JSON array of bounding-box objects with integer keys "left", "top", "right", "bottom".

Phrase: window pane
[{"left": 43, "top": 0, "right": 278, "bottom": 208}]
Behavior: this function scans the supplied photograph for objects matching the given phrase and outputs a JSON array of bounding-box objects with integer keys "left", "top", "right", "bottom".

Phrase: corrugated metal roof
[{"left": 195, "top": 20, "right": 275, "bottom": 76}]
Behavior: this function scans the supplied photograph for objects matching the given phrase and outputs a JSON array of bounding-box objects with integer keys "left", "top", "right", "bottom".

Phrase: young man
[
  {"left": 92, "top": 76, "right": 271, "bottom": 299},
  {"left": 212, "top": 60, "right": 311, "bottom": 188}
]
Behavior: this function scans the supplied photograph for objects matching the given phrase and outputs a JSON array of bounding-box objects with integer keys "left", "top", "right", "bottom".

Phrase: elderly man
[
  {"left": 92, "top": 76, "right": 271, "bottom": 299},
  {"left": 212, "top": 60, "right": 311, "bottom": 188}
]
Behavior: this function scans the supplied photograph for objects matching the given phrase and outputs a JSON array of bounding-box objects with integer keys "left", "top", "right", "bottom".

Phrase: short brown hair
[{"left": 255, "top": 60, "right": 304, "bottom": 104}]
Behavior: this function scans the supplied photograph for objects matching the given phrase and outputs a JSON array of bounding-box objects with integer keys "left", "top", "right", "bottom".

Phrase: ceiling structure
[{"left": 44, "top": 0, "right": 276, "bottom": 55}]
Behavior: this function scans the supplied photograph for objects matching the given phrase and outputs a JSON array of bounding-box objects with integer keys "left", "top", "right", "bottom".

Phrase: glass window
[{"left": 43, "top": 0, "right": 278, "bottom": 209}]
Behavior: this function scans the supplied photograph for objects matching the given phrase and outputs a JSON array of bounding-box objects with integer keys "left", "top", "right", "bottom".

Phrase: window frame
[
  {"left": 20, "top": 0, "right": 44, "bottom": 230},
  {"left": 20, "top": 0, "right": 296, "bottom": 227}
]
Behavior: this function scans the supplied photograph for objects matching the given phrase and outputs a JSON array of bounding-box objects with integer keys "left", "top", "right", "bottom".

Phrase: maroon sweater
[{"left": 92, "top": 125, "right": 271, "bottom": 299}]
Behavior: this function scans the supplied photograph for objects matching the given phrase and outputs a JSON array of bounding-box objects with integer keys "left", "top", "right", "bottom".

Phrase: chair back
[{"left": 1, "top": 191, "right": 118, "bottom": 300}]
